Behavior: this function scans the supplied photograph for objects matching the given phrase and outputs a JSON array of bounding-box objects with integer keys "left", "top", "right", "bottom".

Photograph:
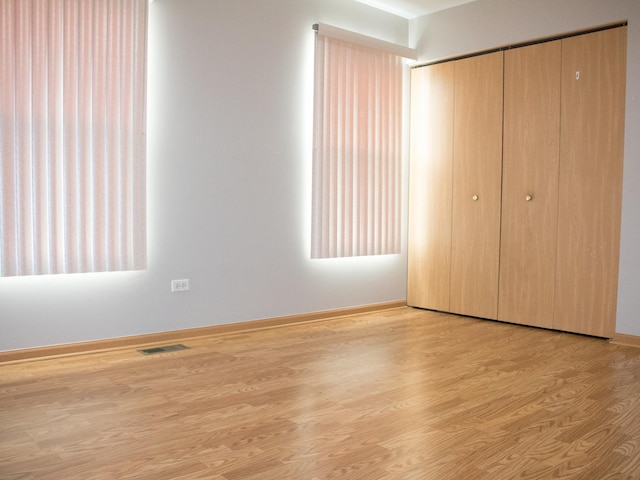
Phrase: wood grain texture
[
  {"left": 407, "top": 63, "right": 454, "bottom": 311},
  {"left": 450, "top": 52, "right": 503, "bottom": 320},
  {"left": 3, "top": 308, "right": 640, "bottom": 479},
  {"left": 499, "top": 41, "right": 561, "bottom": 328},
  {"left": 554, "top": 27, "right": 627, "bottom": 338}
]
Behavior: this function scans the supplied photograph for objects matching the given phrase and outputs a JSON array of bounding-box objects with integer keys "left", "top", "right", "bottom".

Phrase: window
[
  {"left": 0, "top": 0, "right": 147, "bottom": 277},
  {"left": 311, "top": 24, "right": 412, "bottom": 259}
]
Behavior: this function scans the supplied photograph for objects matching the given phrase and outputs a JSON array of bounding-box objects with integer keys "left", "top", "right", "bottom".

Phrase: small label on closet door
[{"left": 576, "top": 71, "right": 581, "bottom": 80}]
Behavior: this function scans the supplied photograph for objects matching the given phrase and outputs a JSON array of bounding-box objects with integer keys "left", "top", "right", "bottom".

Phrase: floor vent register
[{"left": 138, "top": 344, "right": 190, "bottom": 355}]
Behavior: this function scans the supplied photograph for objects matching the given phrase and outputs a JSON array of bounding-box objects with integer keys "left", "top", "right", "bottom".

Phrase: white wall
[
  {"left": 410, "top": 0, "right": 640, "bottom": 335},
  {"left": 0, "top": 0, "right": 410, "bottom": 352}
]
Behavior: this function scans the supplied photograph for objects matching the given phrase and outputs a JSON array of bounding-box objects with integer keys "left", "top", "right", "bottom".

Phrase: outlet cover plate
[{"left": 171, "top": 279, "right": 190, "bottom": 292}]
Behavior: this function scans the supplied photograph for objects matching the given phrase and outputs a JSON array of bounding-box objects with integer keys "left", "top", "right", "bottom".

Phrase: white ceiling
[{"left": 352, "top": 0, "right": 478, "bottom": 19}]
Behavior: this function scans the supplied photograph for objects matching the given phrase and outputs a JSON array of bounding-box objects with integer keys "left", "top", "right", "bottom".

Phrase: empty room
[{"left": 2, "top": 0, "right": 640, "bottom": 478}]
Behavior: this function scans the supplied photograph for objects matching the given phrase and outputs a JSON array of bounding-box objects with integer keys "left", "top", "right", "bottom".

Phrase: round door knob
[
  {"left": 472, "top": 195, "right": 479, "bottom": 201},
  {"left": 525, "top": 194, "right": 533, "bottom": 202}
]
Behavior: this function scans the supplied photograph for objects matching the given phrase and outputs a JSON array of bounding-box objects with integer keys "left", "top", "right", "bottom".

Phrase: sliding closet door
[
  {"left": 407, "top": 63, "right": 454, "bottom": 311},
  {"left": 449, "top": 52, "right": 503, "bottom": 319},
  {"left": 498, "top": 41, "right": 561, "bottom": 328},
  {"left": 554, "top": 27, "right": 627, "bottom": 337}
]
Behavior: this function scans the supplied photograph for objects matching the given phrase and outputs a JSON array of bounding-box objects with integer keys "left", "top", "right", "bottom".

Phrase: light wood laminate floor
[{"left": 2, "top": 308, "right": 640, "bottom": 479}]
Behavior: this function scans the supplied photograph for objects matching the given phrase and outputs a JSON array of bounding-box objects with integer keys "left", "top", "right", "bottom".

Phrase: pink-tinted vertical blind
[
  {"left": 0, "top": 0, "right": 147, "bottom": 277},
  {"left": 311, "top": 32, "right": 403, "bottom": 259}
]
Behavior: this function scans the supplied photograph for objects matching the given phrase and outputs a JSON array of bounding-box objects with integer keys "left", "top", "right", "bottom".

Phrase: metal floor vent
[{"left": 138, "top": 344, "right": 189, "bottom": 355}]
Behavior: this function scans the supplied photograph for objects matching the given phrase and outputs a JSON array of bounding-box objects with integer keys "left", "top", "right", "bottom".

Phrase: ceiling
[{"left": 352, "top": 0, "right": 478, "bottom": 19}]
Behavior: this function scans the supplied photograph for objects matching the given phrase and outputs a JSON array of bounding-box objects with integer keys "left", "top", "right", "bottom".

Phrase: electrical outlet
[{"left": 171, "top": 279, "right": 190, "bottom": 292}]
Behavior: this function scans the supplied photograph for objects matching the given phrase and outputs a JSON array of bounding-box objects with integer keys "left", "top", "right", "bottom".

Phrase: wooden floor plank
[{"left": 2, "top": 308, "right": 640, "bottom": 479}]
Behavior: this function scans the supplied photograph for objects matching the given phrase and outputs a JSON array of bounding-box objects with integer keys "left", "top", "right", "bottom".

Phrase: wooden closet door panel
[
  {"left": 498, "top": 41, "right": 561, "bottom": 328},
  {"left": 450, "top": 52, "right": 503, "bottom": 319},
  {"left": 555, "top": 27, "right": 627, "bottom": 337},
  {"left": 407, "top": 63, "right": 454, "bottom": 310}
]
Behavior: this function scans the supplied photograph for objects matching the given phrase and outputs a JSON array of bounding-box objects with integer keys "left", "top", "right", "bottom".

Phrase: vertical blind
[
  {"left": 0, "top": 0, "right": 147, "bottom": 277},
  {"left": 311, "top": 29, "right": 403, "bottom": 259}
]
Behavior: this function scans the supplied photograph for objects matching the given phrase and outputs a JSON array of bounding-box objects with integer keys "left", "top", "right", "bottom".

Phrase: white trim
[{"left": 313, "top": 23, "right": 418, "bottom": 61}]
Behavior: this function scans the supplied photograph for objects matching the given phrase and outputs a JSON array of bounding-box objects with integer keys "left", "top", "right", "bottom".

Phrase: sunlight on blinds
[
  {"left": 311, "top": 30, "right": 403, "bottom": 258},
  {"left": 0, "top": 0, "right": 147, "bottom": 277}
]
